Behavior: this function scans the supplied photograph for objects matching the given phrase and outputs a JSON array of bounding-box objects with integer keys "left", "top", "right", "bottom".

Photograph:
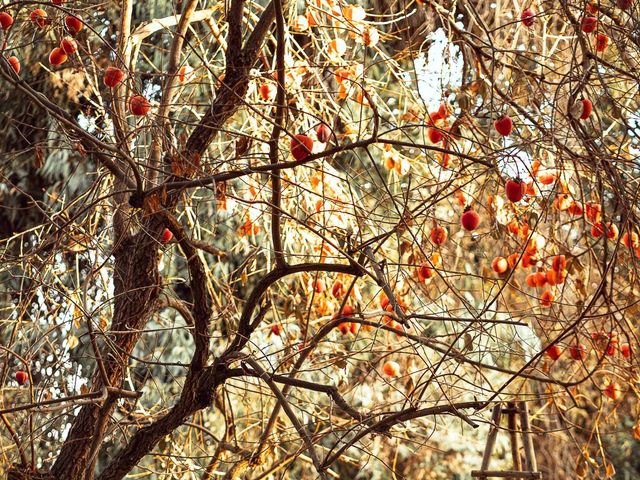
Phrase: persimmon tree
[{"left": 1, "top": 0, "right": 639, "bottom": 479}]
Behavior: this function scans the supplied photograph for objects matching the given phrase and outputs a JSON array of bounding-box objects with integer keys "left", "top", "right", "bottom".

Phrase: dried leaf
[
  {"left": 235, "top": 136, "right": 252, "bottom": 158},
  {"left": 144, "top": 194, "right": 161, "bottom": 214},
  {"left": 575, "top": 459, "right": 588, "bottom": 478},
  {"left": 34, "top": 145, "right": 45, "bottom": 169},
  {"left": 215, "top": 181, "right": 227, "bottom": 201},
  {"left": 464, "top": 333, "right": 473, "bottom": 351},
  {"left": 73, "top": 306, "right": 83, "bottom": 329},
  {"left": 75, "top": 142, "right": 87, "bottom": 157},
  {"left": 171, "top": 151, "right": 200, "bottom": 178},
  {"left": 334, "top": 357, "right": 348, "bottom": 369},
  {"left": 404, "top": 374, "right": 415, "bottom": 392},
  {"left": 605, "top": 463, "right": 615, "bottom": 478},
  {"left": 66, "top": 234, "right": 91, "bottom": 253}
]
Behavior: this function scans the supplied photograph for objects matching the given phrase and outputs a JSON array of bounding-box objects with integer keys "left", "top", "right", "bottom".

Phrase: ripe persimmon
[
  {"left": 48, "top": 47, "right": 68, "bottom": 66},
  {"left": 290, "top": 134, "right": 313, "bottom": 161},
  {"left": 259, "top": 83, "right": 273, "bottom": 101},
  {"left": 316, "top": 123, "right": 331, "bottom": 143},
  {"left": 178, "top": 65, "right": 193, "bottom": 83},
  {"left": 595, "top": 33, "right": 610, "bottom": 52},
  {"left": 546, "top": 344, "right": 562, "bottom": 360},
  {"left": 417, "top": 263, "right": 434, "bottom": 282},
  {"left": 592, "top": 222, "right": 618, "bottom": 239},
  {"left": 30, "top": 9, "right": 47, "bottom": 28},
  {"left": 494, "top": 115, "right": 513, "bottom": 136},
  {"left": 525, "top": 273, "right": 537, "bottom": 288},
  {"left": 603, "top": 382, "right": 623, "bottom": 400},
  {"left": 492, "top": 257, "right": 508, "bottom": 273},
  {"left": 521, "top": 8, "right": 535, "bottom": 27},
  {"left": 0, "top": 12, "right": 13, "bottom": 30},
  {"left": 522, "top": 252, "right": 536, "bottom": 268},
  {"left": 505, "top": 178, "right": 525, "bottom": 202},
  {"left": 538, "top": 172, "right": 557, "bottom": 185},
  {"left": 337, "top": 322, "right": 350, "bottom": 335},
  {"left": 338, "top": 305, "right": 355, "bottom": 317},
  {"left": 312, "top": 280, "right": 324, "bottom": 294},
  {"left": 546, "top": 269, "right": 567, "bottom": 286},
  {"left": 430, "top": 226, "right": 447, "bottom": 245},
  {"left": 15, "top": 370, "right": 28, "bottom": 385},
  {"left": 7, "top": 56, "right": 20, "bottom": 74},
  {"left": 129, "top": 95, "right": 151, "bottom": 116},
  {"left": 551, "top": 255, "right": 566, "bottom": 271},
  {"left": 568, "top": 201, "right": 584, "bottom": 216},
  {"left": 620, "top": 343, "right": 631, "bottom": 358},
  {"left": 540, "top": 289, "right": 555, "bottom": 307},
  {"left": 160, "top": 228, "right": 173, "bottom": 244},
  {"left": 65, "top": 15, "right": 83, "bottom": 35},
  {"left": 60, "top": 37, "right": 77, "bottom": 54},
  {"left": 428, "top": 127, "right": 444, "bottom": 144},
  {"left": 605, "top": 341, "right": 617, "bottom": 356},
  {"left": 622, "top": 231, "right": 639, "bottom": 249},
  {"left": 569, "top": 343, "right": 588, "bottom": 360},
  {"left": 585, "top": 202, "right": 601, "bottom": 222},
  {"left": 534, "top": 271, "right": 548, "bottom": 288},
  {"left": 581, "top": 16, "right": 597, "bottom": 33},
  {"left": 579, "top": 98, "right": 593, "bottom": 119},
  {"left": 104, "top": 67, "right": 125, "bottom": 88},
  {"left": 382, "top": 360, "right": 400, "bottom": 377},
  {"left": 461, "top": 208, "right": 480, "bottom": 231},
  {"left": 333, "top": 305, "right": 355, "bottom": 333}
]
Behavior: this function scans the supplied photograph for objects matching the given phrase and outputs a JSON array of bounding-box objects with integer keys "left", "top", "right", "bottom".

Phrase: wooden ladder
[{"left": 471, "top": 401, "right": 542, "bottom": 479}]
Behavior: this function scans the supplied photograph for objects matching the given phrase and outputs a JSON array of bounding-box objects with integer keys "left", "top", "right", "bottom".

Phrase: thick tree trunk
[
  {"left": 97, "top": 365, "right": 223, "bottom": 480},
  {"left": 50, "top": 231, "right": 161, "bottom": 479},
  {"left": 7, "top": 466, "right": 54, "bottom": 480},
  {"left": 7, "top": 2, "right": 280, "bottom": 477}
]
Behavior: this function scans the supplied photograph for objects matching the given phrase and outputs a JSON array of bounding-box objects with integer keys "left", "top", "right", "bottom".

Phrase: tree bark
[
  {"left": 50, "top": 230, "right": 162, "bottom": 479},
  {"left": 8, "top": 2, "right": 282, "bottom": 478},
  {"left": 7, "top": 466, "right": 54, "bottom": 480},
  {"left": 96, "top": 364, "right": 225, "bottom": 480}
]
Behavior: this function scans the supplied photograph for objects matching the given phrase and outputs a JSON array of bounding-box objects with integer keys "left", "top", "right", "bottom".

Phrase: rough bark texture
[
  {"left": 97, "top": 364, "right": 225, "bottom": 480},
  {"left": 50, "top": 229, "right": 162, "bottom": 479},
  {"left": 7, "top": 2, "right": 281, "bottom": 479},
  {"left": 44, "top": 44, "right": 261, "bottom": 480},
  {"left": 7, "top": 466, "right": 54, "bottom": 480}
]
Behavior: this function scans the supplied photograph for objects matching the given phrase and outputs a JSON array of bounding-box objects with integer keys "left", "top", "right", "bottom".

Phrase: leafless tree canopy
[{"left": 1, "top": 0, "right": 639, "bottom": 479}]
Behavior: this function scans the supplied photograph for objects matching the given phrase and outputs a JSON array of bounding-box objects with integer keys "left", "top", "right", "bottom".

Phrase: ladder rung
[{"left": 471, "top": 470, "right": 542, "bottom": 479}]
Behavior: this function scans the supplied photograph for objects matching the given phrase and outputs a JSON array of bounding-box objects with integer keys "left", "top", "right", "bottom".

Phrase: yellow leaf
[
  {"left": 605, "top": 463, "right": 615, "bottom": 478},
  {"left": 73, "top": 306, "right": 82, "bottom": 329},
  {"left": 67, "top": 335, "right": 79, "bottom": 350}
]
